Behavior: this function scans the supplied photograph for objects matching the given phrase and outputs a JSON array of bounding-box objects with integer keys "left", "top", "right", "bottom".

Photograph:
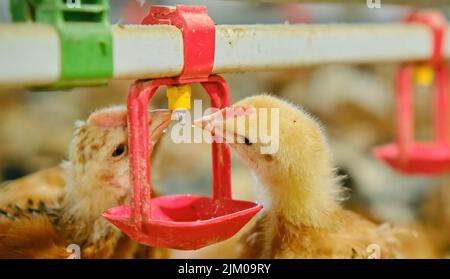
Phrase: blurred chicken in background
[{"left": 420, "top": 181, "right": 450, "bottom": 257}]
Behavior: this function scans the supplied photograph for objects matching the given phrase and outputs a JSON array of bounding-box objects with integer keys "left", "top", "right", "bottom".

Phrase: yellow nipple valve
[
  {"left": 413, "top": 64, "right": 434, "bottom": 87},
  {"left": 167, "top": 84, "right": 191, "bottom": 125}
]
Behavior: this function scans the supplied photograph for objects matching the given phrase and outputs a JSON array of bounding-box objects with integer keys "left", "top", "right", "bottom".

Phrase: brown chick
[
  {"left": 195, "top": 94, "right": 434, "bottom": 259},
  {"left": 0, "top": 106, "right": 172, "bottom": 259}
]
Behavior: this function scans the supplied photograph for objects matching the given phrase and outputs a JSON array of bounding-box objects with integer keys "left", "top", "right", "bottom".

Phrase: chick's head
[
  {"left": 64, "top": 106, "right": 171, "bottom": 213},
  {"left": 195, "top": 95, "right": 343, "bottom": 225},
  {"left": 196, "top": 94, "right": 331, "bottom": 183}
]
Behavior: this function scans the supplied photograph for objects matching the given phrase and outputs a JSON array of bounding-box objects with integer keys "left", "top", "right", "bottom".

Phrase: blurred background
[{"left": 1, "top": 0, "right": 450, "bottom": 257}]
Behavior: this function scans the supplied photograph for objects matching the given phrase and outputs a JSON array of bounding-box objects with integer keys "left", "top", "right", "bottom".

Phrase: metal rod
[{"left": 0, "top": 22, "right": 444, "bottom": 87}]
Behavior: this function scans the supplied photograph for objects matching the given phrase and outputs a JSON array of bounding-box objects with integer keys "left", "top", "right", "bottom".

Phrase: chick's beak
[
  {"left": 193, "top": 109, "right": 221, "bottom": 132},
  {"left": 194, "top": 106, "right": 256, "bottom": 143},
  {"left": 148, "top": 109, "right": 172, "bottom": 150},
  {"left": 193, "top": 107, "right": 229, "bottom": 140}
]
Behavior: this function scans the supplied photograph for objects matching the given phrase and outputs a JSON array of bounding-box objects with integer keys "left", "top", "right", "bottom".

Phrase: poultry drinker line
[
  {"left": 102, "top": 5, "right": 263, "bottom": 250},
  {"left": 5, "top": 0, "right": 450, "bottom": 250},
  {"left": 374, "top": 11, "right": 450, "bottom": 175}
]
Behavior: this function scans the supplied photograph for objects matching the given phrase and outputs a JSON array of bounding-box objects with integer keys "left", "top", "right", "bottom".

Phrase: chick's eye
[
  {"left": 112, "top": 143, "right": 127, "bottom": 157},
  {"left": 244, "top": 137, "right": 253, "bottom": 146}
]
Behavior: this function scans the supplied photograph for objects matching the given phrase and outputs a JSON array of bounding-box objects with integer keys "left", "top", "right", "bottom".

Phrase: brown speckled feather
[{"left": 0, "top": 166, "right": 167, "bottom": 259}]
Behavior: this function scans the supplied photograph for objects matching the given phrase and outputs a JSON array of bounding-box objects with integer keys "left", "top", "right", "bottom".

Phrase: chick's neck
[
  {"left": 55, "top": 164, "right": 125, "bottom": 253},
  {"left": 260, "top": 145, "right": 342, "bottom": 229}
]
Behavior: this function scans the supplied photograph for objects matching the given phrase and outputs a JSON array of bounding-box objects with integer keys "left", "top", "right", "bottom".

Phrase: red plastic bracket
[
  {"left": 126, "top": 76, "right": 231, "bottom": 231},
  {"left": 142, "top": 5, "right": 215, "bottom": 83},
  {"left": 406, "top": 11, "right": 446, "bottom": 65},
  {"left": 406, "top": 11, "right": 449, "bottom": 146},
  {"left": 128, "top": 5, "right": 227, "bottom": 227},
  {"left": 373, "top": 11, "right": 450, "bottom": 175},
  {"left": 103, "top": 6, "right": 262, "bottom": 250}
]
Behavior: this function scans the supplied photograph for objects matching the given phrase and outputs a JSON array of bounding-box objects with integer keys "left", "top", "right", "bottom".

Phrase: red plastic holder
[
  {"left": 143, "top": 5, "right": 215, "bottom": 83},
  {"left": 373, "top": 11, "right": 450, "bottom": 175},
  {"left": 102, "top": 6, "right": 262, "bottom": 250}
]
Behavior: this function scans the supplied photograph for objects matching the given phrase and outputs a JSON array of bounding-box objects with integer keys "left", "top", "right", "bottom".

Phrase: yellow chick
[{"left": 195, "top": 94, "right": 436, "bottom": 259}]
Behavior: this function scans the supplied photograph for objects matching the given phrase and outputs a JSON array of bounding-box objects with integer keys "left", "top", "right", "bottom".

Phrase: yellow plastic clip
[
  {"left": 167, "top": 84, "right": 192, "bottom": 111},
  {"left": 413, "top": 64, "right": 434, "bottom": 86}
]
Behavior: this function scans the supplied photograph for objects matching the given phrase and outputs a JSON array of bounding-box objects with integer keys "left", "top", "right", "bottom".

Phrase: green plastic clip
[{"left": 10, "top": 0, "right": 113, "bottom": 89}]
